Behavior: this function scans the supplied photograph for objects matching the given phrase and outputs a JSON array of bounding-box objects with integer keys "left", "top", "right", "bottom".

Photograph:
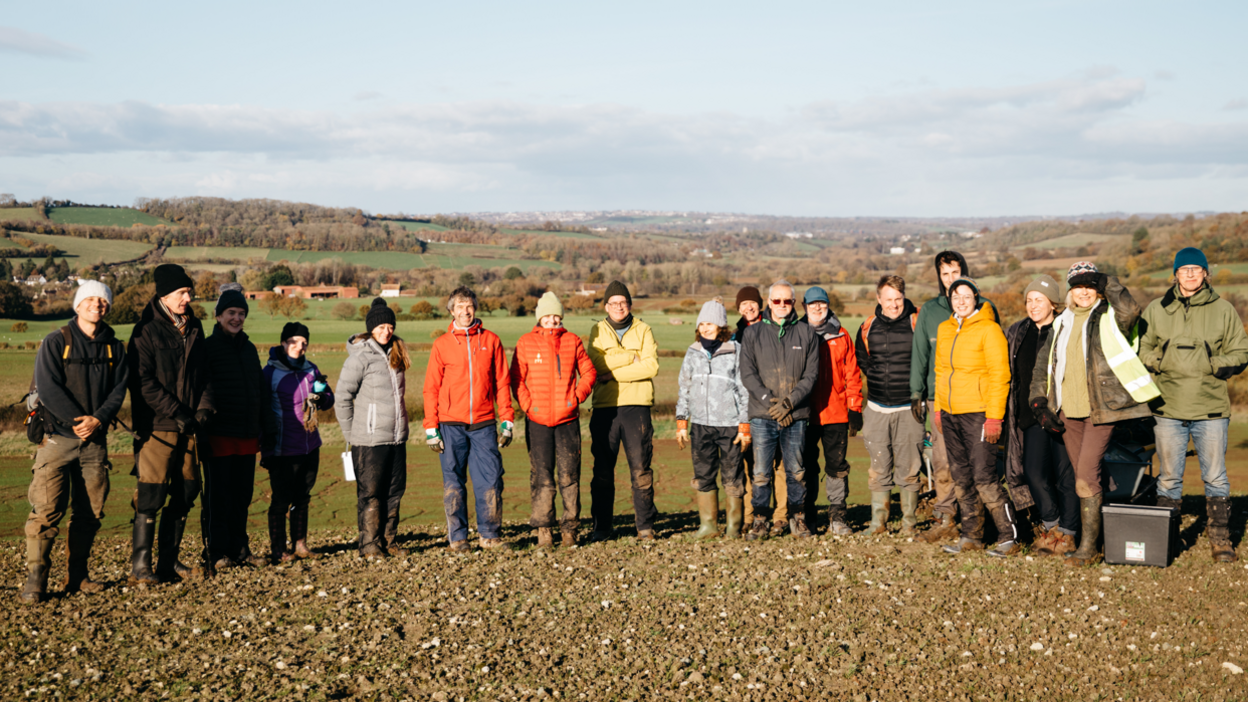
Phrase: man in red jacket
[
  {"left": 511, "top": 292, "right": 597, "bottom": 547},
  {"left": 423, "top": 286, "right": 516, "bottom": 551},
  {"left": 799, "top": 286, "right": 863, "bottom": 536}
]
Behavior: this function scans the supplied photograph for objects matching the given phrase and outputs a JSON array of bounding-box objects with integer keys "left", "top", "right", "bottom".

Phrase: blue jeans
[
  {"left": 750, "top": 418, "right": 807, "bottom": 516},
  {"left": 439, "top": 424, "right": 506, "bottom": 542},
  {"left": 1154, "top": 416, "right": 1230, "bottom": 500}
]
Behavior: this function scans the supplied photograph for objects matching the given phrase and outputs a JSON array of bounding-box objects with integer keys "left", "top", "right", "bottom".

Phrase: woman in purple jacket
[{"left": 263, "top": 322, "right": 335, "bottom": 562}]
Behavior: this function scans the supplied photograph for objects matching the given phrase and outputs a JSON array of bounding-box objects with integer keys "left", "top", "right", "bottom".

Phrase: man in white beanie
[{"left": 20, "top": 280, "right": 129, "bottom": 603}]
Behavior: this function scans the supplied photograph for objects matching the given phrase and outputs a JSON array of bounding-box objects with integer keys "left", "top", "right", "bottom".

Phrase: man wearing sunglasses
[{"left": 739, "top": 280, "right": 820, "bottom": 540}]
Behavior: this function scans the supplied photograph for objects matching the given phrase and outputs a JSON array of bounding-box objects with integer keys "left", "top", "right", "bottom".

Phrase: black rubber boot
[
  {"left": 1207, "top": 496, "right": 1237, "bottom": 563},
  {"left": 1065, "top": 495, "right": 1103, "bottom": 567},
  {"left": 129, "top": 514, "right": 159, "bottom": 585},
  {"left": 155, "top": 515, "right": 193, "bottom": 582},
  {"left": 64, "top": 523, "right": 104, "bottom": 594},
  {"left": 269, "top": 511, "right": 290, "bottom": 563},
  {"left": 19, "top": 538, "right": 53, "bottom": 604},
  {"left": 359, "top": 506, "right": 386, "bottom": 558}
]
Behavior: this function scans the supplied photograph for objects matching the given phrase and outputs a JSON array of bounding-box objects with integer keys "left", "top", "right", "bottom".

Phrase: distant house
[
  {"left": 784, "top": 232, "right": 813, "bottom": 239},
  {"left": 270, "top": 285, "right": 359, "bottom": 300},
  {"left": 889, "top": 247, "right": 906, "bottom": 255},
  {"left": 23, "top": 275, "right": 47, "bottom": 286},
  {"left": 244, "top": 290, "right": 274, "bottom": 300},
  {"left": 575, "top": 282, "right": 608, "bottom": 297},
  {"left": 380, "top": 284, "right": 401, "bottom": 298}
]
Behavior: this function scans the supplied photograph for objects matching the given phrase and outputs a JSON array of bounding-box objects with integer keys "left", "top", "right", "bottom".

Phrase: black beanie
[
  {"left": 281, "top": 321, "right": 310, "bottom": 342},
  {"left": 155, "top": 264, "right": 195, "bottom": 298},
  {"left": 603, "top": 280, "right": 631, "bottom": 305},
  {"left": 365, "top": 298, "right": 396, "bottom": 332},
  {"left": 215, "top": 282, "right": 249, "bottom": 316}
]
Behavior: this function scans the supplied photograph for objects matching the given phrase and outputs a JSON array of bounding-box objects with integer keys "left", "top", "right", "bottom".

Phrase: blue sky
[{"left": 1, "top": 1, "right": 1245, "bottom": 217}]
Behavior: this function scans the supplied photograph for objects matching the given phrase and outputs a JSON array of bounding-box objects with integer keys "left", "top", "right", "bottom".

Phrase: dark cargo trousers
[
  {"left": 201, "top": 452, "right": 257, "bottom": 563},
  {"left": 928, "top": 400, "right": 957, "bottom": 519},
  {"left": 133, "top": 431, "right": 201, "bottom": 563},
  {"left": 266, "top": 449, "right": 320, "bottom": 550},
  {"left": 25, "top": 436, "right": 111, "bottom": 545},
  {"left": 352, "top": 443, "right": 407, "bottom": 552},
  {"left": 690, "top": 423, "right": 745, "bottom": 496},
  {"left": 589, "top": 406, "right": 657, "bottom": 534},
  {"left": 526, "top": 417, "right": 582, "bottom": 532},
  {"left": 941, "top": 411, "right": 1011, "bottom": 542},
  {"left": 802, "top": 421, "right": 850, "bottom": 524}
]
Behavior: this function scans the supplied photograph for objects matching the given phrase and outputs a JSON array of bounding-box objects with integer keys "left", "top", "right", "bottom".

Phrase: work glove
[
  {"left": 983, "top": 418, "right": 1003, "bottom": 445},
  {"left": 910, "top": 396, "right": 927, "bottom": 426},
  {"left": 932, "top": 410, "right": 942, "bottom": 434},
  {"left": 313, "top": 378, "right": 329, "bottom": 394},
  {"left": 675, "top": 419, "right": 689, "bottom": 450},
  {"left": 426, "top": 427, "right": 445, "bottom": 454},
  {"left": 498, "top": 420, "right": 514, "bottom": 449},
  {"left": 1094, "top": 273, "right": 1109, "bottom": 295},
  {"left": 1030, "top": 397, "right": 1064, "bottom": 434},
  {"left": 847, "top": 410, "right": 863, "bottom": 437},
  {"left": 732, "top": 423, "right": 751, "bottom": 449},
  {"left": 260, "top": 433, "right": 277, "bottom": 453},
  {"left": 194, "top": 408, "right": 214, "bottom": 430},
  {"left": 767, "top": 397, "right": 794, "bottom": 427},
  {"left": 175, "top": 411, "right": 198, "bottom": 435}
]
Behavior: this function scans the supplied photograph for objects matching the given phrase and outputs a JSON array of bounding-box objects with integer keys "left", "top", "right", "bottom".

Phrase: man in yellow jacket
[
  {"left": 932, "top": 277, "right": 1018, "bottom": 558},
  {"left": 587, "top": 281, "right": 660, "bottom": 542}
]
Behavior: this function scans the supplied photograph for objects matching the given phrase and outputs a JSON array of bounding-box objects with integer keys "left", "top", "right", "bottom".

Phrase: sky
[{"left": 1, "top": 0, "right": 1246, "bottom": 217}]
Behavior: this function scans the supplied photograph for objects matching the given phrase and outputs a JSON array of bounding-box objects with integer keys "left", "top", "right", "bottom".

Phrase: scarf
[
  {"left": 158, "top": 298, "right": 188, "bottom": 334},
  {"left": 607, "top": 313, "right": 634, "bottom": 331},
  {"left": 804, "top": 311, "right": 842, "bottom": 338},
  {"left": 699, "top": 336, "right": 723, "bottom": 355}
]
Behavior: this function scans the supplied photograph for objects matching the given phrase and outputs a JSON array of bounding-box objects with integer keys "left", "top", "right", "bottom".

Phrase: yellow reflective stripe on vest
[{"left": 1099, "top": 303, "right": 1160, "bottom": 404}]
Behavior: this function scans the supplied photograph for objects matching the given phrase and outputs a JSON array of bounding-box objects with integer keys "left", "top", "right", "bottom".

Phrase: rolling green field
[
  {"left": 388, "top": 220, "right": 450, "bottom": 233},
  {"left": 265, "top": 248, "right": 428, "bottom": 269},
  {"left": 165, "top": 245, "right": 271, "bottom": 261},
  {"left": 1017, "top": 232, "right": 1126, "bottom": 250},
  {"left": 0, "top": 208, "right": 43, "bottom": 222},
  {"left": 500, "top": 227, "right": 602, "bottom": 240},
  {"left": 47, "top": 206, "right": 171, "bottom": 227},
  {"left": 18, "top": 232, "right": 155, "bottom": 263},
  {"left": 162, "top": 242, "right": 561, "bottom": 272}
]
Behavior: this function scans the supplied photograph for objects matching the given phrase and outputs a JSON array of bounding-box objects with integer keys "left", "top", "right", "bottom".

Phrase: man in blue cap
[{"left": 1139, "top": 247, "right": 1248, "bottom": 562}]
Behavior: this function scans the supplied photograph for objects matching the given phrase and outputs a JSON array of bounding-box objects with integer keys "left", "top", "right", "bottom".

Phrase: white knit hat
[
  {"left": 73, "top": 280, "right": 113, "bottom": 311},
  {"left": 696, "top": 300, "right": 728, "bottom": 327}
]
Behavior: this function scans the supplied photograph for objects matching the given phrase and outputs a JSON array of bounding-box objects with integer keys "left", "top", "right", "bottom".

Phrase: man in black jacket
[
  {"left": 739, "top": 279, "right": 820, "bottom": 540},
  {"left": 855, "top": 275, "right": 923, "bottom": 535},
  {"left": 20, "top": 282, "right": 128, "bottom": 603},
  {"left": 127, "top": 264, "right": 213, "bottom": 584}
]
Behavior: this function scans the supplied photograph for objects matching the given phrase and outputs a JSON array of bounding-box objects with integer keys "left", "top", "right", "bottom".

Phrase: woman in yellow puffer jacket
[{"left": 933, "top": 277, "right": 1018, "bottom": 558}]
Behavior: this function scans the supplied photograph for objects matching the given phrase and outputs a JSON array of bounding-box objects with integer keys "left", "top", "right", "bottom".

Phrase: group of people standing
[{"left": 17, "top": 246, "right": 1246, "bottom": 603}]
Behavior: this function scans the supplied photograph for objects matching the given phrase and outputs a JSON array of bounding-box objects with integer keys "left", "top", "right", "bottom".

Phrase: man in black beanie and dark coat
[
  {"left": 127, "top": 263, "right": 213, "bottom": 584},
  {"left": 200, "top": 283, "right": 278, "bottom": 572}
]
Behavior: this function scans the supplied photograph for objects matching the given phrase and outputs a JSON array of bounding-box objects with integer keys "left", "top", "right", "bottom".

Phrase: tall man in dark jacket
[
  {"left": 128, "top": 264, "right": 213, "bottom": 584},
  {"left": 731, "top": 285, "right": 787, "bottom": 532},
  {"left": 909, "top": 251, "right": 996, "bottom": 542},
  {"left": 740, "top": 279, "right": 820, "bottom": 540},
  {"left": 855, "top": 275, "right": 923, "bottom": 535},
  {"left": 20, "top": 282, "right": 128, "bottom": 603}
]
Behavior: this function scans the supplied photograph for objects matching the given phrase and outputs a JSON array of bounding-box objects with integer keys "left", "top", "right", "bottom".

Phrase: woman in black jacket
[
  {"left": 1004, "top": 275, "right": 1078, "bottom": 556},
  {"left": 200, "top": 284, "right": 277, "bottom": 571}
]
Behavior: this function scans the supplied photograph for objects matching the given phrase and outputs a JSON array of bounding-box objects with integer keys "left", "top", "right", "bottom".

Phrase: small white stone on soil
[
  {"left": 317, "top": 590, "right": 327, "bottom": 597},
  {"left": 1099, "top": 576, "right": 1111, "bottom": 582},
  {"left": 961, "top": 651, "right": 972, "bottom": 657},
  {"left": 223, "top": 631, "right": 232, "bottom": 638},
  {"left": 1088, "top": 605, "right": 1099, "bottom": 611},
  {"left": 1030, "top": 643, "right": 1044, "bottom": 651},
  {"left": 601, "top": 601, "right": 611, "bottom": 609},
  {"left": 480, "top": 666, "right": 489, "bottom": 673},
  {"left": 1223, "top": 662, "right": 1244, "bottom": 675}
]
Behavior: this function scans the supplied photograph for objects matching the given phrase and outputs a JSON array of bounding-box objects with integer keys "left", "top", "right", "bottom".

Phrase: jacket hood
[
  {"left": 1160, "top": 281, "right": 1219, "bottom": 313},
  {"left": 686, "top": 340, "right": 738, "bottom": 357},
  {"left": 530, "top": 324, "right": 567, "bottom": 340},
  {"left": 267, "top": 345, "right": 311, "bottom": 371},
  {"left": 448, "top": 319, "right": 484, "bottom": 338},
  {"left": 957, "top": 299, "right": 997, "bottom": 327},
  {"left": 934, "top": 251, "right": 970, "bottom": 296},
  {"left": 873, "top": 297, "right": 918, "bottom": 322},
  {"left": 800, "top": 311, "right": 843, "bottom": 338}
]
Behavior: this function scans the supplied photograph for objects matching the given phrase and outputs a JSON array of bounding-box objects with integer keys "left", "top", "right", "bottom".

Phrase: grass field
[
  {"left": 388, "top": 220, "right": 450, "bottom": 233},
  {"left": 1017, "top": 233, "right": 1126, "bottom": 250},
  {"left": 18, "top": 232, "right": 155, "bottom": 263},
  {"left": 165, "top": 245, "right": 271, "bottom": 261},
  {"left": 161, "top": 242, "right": 562, "bottom": 272},
  {"left": 265, "top": 249, "right": 428, "bottom": 269},
  {"left": 500, "top": 227, "right": 602, "bottom": 240},
  {"left": 47, "top": 206, "right": 171, "bottom": 227},
  {"left": 0, "top": 208, "right": 43, "bottom": 222}
]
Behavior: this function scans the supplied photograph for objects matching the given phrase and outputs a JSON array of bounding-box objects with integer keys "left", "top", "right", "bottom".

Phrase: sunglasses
[{"left": 770, "top": 299, "right": 794, "bottom": 306}]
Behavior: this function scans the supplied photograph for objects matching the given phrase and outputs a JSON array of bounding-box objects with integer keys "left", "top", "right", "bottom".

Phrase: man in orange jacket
[
  {"left": 423, "top": 286, "right": 516, "bottom": 551},
  {"left": 799, "top": 286, "right": 863, "bottom": 536},
  {"left": 511, "top": 292, "right": 596, "bottom": 547}
]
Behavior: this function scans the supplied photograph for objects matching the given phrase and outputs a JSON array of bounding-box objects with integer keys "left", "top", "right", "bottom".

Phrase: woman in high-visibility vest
[{"left": 1027, "top": 262, "right": 1158, "bottom": 567}]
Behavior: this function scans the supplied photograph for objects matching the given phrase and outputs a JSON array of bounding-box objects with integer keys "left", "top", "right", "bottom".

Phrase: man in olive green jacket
[{"left": 1139, "top": 247, "right": 1248, "bottom": 563}]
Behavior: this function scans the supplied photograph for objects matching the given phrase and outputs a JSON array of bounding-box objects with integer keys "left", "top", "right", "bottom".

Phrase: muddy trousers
[
  {"left": 1154, "top": 416, "right": 1231, "bottom": 501},
  {"left": 862, "top": 404, "right": 924, "bottom": 494},
  {"left": 353, "top": 443, "right": 407, "bottom": 552},
  {"left": 1021, "top": 425, "right": 1079, "bottom": 533},
  {"left": 25, "top": 436, "right": 111, "bottom": 582},
  {"left": 439, "top": 424, "right": 504, "bottom": 542},
  {"left": 201, "top": 453, "right": 256, "bottom": 563},
  {"left": 589, "top": 406, "right": 657, "bottom": 534},
  {"left": 927, "top": 401, "right": 957, "bottom": 519},
  {"left": 133, "top": 431, "right": 200, "bottom": 567},
  {"left": 1058, "top": 413, "right": 1115, "bottom": 498},
  {"left": 750, "top": 418, "right": 807, "bottom": 518},
  {"left": 801, "top": 422, "right": 849, "bottom": 523},
  {"left": 743, "top": 443, "right": 785, "bottom": 524},
  {"left": 526, "top": 418, "right": 581, "bottom": 530},
  {"left": 265, "top": 450, "right": 319, "bottom": 552},
  {"left": 690, "top": 424, "right": 745, "bottom": 496},
  {"left": 941, "top": 412, "right": 1014, "bottom": 543}
]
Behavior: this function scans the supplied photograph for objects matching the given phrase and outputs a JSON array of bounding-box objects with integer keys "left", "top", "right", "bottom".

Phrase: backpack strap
[{"left": 60, "top": 326, "right": 72, "bottom": 367}]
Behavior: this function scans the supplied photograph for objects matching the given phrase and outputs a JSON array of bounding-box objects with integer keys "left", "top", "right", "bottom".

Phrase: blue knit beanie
[{"left": 1173, "top": 247, "right": 1208, "bottom": 272}]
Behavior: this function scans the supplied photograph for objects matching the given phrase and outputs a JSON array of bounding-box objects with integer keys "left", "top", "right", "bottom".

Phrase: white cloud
[
  {"left": 2, "top": 71, "right": 1246, "bottom": 215},
  {"left": 0, "top": 26, "right": 86, "bottom": 60}
]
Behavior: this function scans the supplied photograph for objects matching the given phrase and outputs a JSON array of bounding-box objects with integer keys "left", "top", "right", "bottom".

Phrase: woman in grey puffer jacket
[
  {"left": 334, "top": 299, "right": 411, "bottom": 557},
  {"left": 676, "top": 300, "right": 750, "bottom": 540}
]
